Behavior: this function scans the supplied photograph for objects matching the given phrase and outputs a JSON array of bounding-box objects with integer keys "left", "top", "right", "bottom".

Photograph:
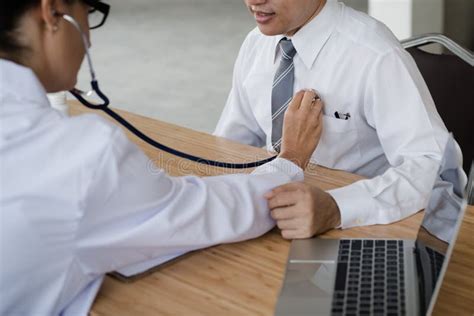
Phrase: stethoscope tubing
[
  {"left": 70, "top": 82, "right": 277, "bottom": 169},
  {"left": 62, "top": 13, "right": 277, "bottom": 169}
]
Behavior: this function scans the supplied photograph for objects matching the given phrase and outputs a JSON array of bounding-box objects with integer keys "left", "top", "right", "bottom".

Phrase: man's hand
[
  {"left": 264, "top": 182, "right": 341, "bottom": 239},
  {"left": 278, "top": 89, "right": 323, "bottom": 170}
]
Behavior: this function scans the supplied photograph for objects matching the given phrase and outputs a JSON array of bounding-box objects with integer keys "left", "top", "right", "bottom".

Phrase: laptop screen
[{"left": 414, "top": 135, "right": 468, "bottom": 314}]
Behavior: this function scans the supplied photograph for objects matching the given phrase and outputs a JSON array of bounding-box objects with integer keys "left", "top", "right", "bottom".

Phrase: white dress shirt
[
  {"left": 0, "top": 59, "right": 303, "bottom": 315},
  {"left": 214, "top": 0, "right": 460, "bottom": 228}
]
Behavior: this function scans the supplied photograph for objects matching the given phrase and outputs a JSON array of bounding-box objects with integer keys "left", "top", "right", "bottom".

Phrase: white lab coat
[{"left": 0, "top": 59, "right": 303, "bottom": 315}]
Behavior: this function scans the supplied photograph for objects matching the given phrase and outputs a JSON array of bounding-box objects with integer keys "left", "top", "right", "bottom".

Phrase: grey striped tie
[{"left": 271, "top": 38, "right": 297, "bottom": 152}]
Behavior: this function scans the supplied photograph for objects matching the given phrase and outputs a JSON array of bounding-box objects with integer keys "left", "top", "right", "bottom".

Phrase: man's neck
[{"left": 285, "top": 0, "right": 327, "bottom": 37}]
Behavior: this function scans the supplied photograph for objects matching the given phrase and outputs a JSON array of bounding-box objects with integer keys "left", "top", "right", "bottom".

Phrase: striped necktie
[{"left": 271, "top": 38, "right": 297, "bottom": 152}]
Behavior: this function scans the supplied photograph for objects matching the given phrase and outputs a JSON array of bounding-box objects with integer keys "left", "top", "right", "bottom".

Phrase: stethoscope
[{"left": 61, "top": 14, "right": 277, "bottom": 169}]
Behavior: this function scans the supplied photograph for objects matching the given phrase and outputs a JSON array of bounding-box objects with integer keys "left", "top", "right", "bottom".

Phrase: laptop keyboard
[
  {"left": 331, "top": 239, "right": 406, "bottom": 316},
  {"left": 425, "top": 247, "right": 444, "bottom": 290}
]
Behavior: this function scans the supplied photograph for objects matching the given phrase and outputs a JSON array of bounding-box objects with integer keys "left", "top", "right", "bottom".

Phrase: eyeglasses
[{"left": 82, "top": 0, "right": 110, "bottom": 29}]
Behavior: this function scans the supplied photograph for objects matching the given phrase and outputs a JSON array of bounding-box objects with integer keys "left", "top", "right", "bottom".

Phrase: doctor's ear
[{"left": 40, "top": 0, "right": 66, "bottom": 32}]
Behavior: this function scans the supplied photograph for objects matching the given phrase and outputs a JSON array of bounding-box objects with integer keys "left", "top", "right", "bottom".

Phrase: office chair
[
  {"left": 401, "top": 33, "right": 474, "bottom": 174},
  {"left": 467, "top": 161, "right": 474, "bottom": 205}
]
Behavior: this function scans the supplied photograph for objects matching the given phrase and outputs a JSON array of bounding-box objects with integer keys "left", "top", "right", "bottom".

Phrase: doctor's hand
[
  {"left": 265, "top": 182, "right": 341, "bottom": 239},
  {"left": 278, "top": 89, "right": 323, "bottom": 170}
]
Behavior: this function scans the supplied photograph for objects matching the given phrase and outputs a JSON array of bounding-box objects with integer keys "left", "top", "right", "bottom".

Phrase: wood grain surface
[{"left": 68, "top": 101, "right": 473, "bottom": 315}]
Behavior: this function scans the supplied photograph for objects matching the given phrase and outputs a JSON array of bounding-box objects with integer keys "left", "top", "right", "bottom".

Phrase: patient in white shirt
[{"left": 215, "top": 0, "right": 463, "bottom": 238}]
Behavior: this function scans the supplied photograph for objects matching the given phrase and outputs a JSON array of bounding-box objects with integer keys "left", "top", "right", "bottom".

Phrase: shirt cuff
[
  {"left": 328, "top": 184, "right": 375, "bottom": 229},
  {"left": 252, "top": 157, "right": 304, "bottom": 182}
]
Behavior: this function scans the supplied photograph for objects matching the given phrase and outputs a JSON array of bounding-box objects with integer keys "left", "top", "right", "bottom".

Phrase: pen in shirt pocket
[{"left": 334, "top": 111, "right": 351, "bottom": 120}]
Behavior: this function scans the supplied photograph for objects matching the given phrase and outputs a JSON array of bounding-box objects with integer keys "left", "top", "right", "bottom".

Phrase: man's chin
[{"left": 256, "top": 25, "right": 284, "bottom": 36}]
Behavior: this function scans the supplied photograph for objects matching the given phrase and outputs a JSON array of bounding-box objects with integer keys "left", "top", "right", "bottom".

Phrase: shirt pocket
[
  {"left": 322, "top": 115, "right": 354, "bottom": 133},
  {"left": 311, "top": 115, "right": 361, "bottom": 168}
]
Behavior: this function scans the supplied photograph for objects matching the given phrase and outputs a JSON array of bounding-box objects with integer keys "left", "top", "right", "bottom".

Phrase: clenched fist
[{"left": 265, "top": 182, "right": 341, "bottom": 239}]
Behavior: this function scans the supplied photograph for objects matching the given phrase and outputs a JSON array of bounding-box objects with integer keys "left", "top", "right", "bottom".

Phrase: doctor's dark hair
[{"left": 0, "top": 0, "right": 76, "bottom": 55}]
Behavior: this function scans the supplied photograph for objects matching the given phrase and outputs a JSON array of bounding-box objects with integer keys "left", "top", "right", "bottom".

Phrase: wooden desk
[{"left": 68, "top": 102, "right": 473, "bottom": 315}]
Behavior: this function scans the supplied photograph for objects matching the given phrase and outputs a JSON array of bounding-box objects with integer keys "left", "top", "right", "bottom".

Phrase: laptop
[{"left": 275, "top": 135, "right": 469, "bottom": 316}]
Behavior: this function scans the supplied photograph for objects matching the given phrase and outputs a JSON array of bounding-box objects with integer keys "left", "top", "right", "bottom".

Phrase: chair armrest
[{"left": 401, "top": 33, "right": 474, "bottom": 66}]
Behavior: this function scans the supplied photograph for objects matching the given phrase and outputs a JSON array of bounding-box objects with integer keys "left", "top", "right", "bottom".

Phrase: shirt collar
[
  {"left": 0, "top": 58, "right": 50, "bottom": 109},
  {"left": 273, "top": 0, "right": 340, "bottom": 69}
]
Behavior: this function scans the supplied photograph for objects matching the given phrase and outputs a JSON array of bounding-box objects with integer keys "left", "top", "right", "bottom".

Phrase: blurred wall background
[
  {"left": 75, "top": 0, "right": 473, "bottom": 133},
  {"left": 76, "top": 0, "right": 254, "bottom": 132}
]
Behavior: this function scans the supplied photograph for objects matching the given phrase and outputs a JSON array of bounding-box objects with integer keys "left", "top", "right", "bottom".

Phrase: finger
[
  {"left": 268, "top": 191, "right": 303, "bottom": 209},
  {"left": 281, "top": 229, "right": 299, "bottom": 240},
  {"left": 313, "top": 101, "right": 324, "bottom": 127},
  {"left": 264, "top": 182, "right": 305, "bottom": 199},
  {"left": 289, "top": 231, "right": 313, "bottom": 240},
  {"left": 287, "top": 90, "right": 305, "bottom": 112},
  {"left": 300, "top": 89, "right": 317, "bottom": 112},
  {"left": 270, "top": 206, "right": 298, "bottom": 220},
  {"left": 276, "top": 218, "right": 299, "bottom": 230},
  {"left": 316, "top": 113, "right": 323, "bottom": 131},
  {"left": 311, "top": 98, "right": 323, "bottom": 114},
  {"left": 312, "top": 91, "right": 322, "bottom": 103}
]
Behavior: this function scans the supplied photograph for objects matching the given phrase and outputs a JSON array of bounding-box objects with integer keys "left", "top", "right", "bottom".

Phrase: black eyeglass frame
[{"left": 82, "top": 0, "right": 110, "bottom": 29}]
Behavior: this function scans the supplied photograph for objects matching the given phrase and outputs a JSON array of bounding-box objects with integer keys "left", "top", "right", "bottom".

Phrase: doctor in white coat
[{"left": 0, "top": 0, "right": 326, "bottom": 315}]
